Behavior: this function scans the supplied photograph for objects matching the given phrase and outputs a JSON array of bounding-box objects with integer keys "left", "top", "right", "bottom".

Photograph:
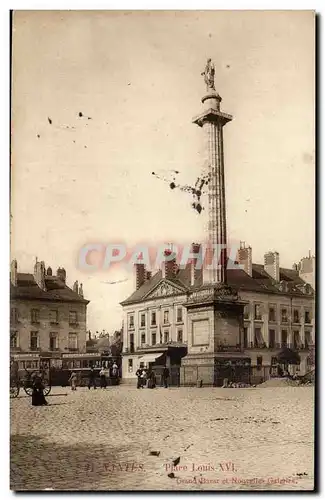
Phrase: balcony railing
[{"left": 216, "top": 345, "right": 243, "bottom": 352}]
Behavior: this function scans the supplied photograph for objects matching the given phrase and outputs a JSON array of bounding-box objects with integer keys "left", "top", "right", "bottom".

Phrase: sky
[{"left": 11, "top": 10, "right": 315, "bottom": 333}]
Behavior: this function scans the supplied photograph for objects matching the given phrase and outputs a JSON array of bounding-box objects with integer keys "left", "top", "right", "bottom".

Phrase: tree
[{"left": 277, "top": 347, "right": 301, "bottom": 371}]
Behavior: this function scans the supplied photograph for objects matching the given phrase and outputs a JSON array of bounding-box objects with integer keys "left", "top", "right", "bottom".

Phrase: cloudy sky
[{"left": 11, "top": 10, "right": 315, "bottom": 332}]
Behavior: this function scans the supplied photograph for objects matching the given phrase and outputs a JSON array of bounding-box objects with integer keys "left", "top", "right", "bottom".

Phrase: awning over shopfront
[{"left": 139, "top": 353, "right": 164, "bottom": 364}]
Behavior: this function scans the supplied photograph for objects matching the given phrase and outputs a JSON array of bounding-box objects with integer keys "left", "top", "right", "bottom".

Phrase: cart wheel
[
  {"left": 10, "top": 385, "right": 20, "bottom": 398},
  {"left": 23, "top": 370, "right": 37, "bottom": 396},
  {"left": 43, "top": 384, "right": 51, "bottom": 396},
  {"left": 23, "top": 385, "right": 34, "bottom": 396}
]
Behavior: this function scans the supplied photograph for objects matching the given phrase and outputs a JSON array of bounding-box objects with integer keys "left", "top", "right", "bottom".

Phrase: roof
[
  {"left": 121, "top": 263, "right": 314, "bottom": 306},
  {"left": 10, "top": 273, "right": 89, "bottom": 304}
]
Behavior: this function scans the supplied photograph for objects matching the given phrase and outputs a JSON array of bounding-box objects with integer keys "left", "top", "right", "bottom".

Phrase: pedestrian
[
  {"left": 68, "top": 371, "right": 77, "bottom": 391},
  {"left": 161, "top": 366, "right": 170, "bottom": 388},
  {"left": 112, "top": 362, "right": 119, "bottom": 379},
  {"left": 147, "top": 369, "right": 156, "bottom": 389},
  {"left": 88, "top": 367, "right": 97, "bottom": 390},
  {"left": 31, "top": 373, "right": 48, "bottom": 406},
  {"left": 99, "top": 367, "right": 107, "bottom": 388},
  {"left": 141, "top": 368, "right": 148, "bottom": 388},
  {"left": 136, "top": 367, "right": 143, "bottom": 389}
]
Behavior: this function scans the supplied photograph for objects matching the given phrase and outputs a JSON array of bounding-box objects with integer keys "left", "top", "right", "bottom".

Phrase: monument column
[
  {"left": 180, "top": 59, "right": 250, "bottom": 387},
  {"left": 193, "top": 59, "right": 233, "bottom": 283}
]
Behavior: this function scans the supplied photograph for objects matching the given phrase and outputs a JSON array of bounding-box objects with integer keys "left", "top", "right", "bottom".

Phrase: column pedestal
[{"left": 180, "top": 285, "right": 251, "bottom": 386}]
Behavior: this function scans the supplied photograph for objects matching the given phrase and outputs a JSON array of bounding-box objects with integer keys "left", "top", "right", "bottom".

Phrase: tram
[
  {"left": 11, "top": 352, "right": 121, "bottom": 388},
  {"left": 49, "top": 352, "right": 121, "bottom": 386}
]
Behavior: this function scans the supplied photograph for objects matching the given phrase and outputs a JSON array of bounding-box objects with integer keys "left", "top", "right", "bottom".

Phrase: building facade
[
  {"left": 121, "top": 60, "right": 315, "bottom": 385},
  {"left": 10, "top": 259, "right": 89, "bottom": 363},
  {"left": 121, "top": 249, "right": 315, "bottom": 383}
]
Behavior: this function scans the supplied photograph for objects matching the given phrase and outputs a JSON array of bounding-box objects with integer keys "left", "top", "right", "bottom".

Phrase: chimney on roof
[
  {"left": 264, "top": 251, "right": 280, "bottom": 282},
  {"left": 73, "top": 280, "right": 78, "bottom": 293},
  {"left": 79, "top": 283, "right": 84, "bottom": 297},
  {"left": 10, "top": 259, "right": 17, "bottom": 287},
  {"left": 237, "top": 241, "right": 252, "bottom": 276},
  {"left": 135, "top": 263, "right": 146, "bottom": 290},
  {"left": 56, "top": 267, "right": 66, "bottom": 283},
  {"left": 190, "top": 243, "right": 203, "bottom": 287},
  {"left": 34, "top": 260, "right": 46, "bottom": 291},
  {"left": 46, "top": 266, "right": 52, "bottom": 276},
  {"left": 298, "top": 254, "right": 315, "bottom": 288},
  {"left": 162, "top": 247, "right": 177, "bottom": 280}
]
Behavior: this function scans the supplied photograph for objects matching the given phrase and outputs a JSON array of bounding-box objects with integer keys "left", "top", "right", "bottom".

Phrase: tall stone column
[
  {"left": 180, "top": 60, "right": 250, "bottom": 388},
  {"left": 193, "top": 86, "right": 232, "bottom": 284}
]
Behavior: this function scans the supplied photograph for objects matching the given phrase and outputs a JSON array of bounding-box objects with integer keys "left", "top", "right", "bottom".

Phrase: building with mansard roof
[
  {"left": 10, "top": 259, "right": 89, "bottom": 365},
  {"left": 120, "top": 245, "right": 315, "bottom": 384}
]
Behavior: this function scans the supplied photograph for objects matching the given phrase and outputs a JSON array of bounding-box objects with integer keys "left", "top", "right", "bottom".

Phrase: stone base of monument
[
  {"left": 180, "top": 353, "right": 251, "bottom": 387},
  {"left": 180, "top": 284, "right": 251, "bottom": 387}
]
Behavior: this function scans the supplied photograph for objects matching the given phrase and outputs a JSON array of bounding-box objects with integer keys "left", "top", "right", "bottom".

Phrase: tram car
[
  {"left": 11, "top": 352, "right": 121, "bottom": 388},
  {"left": 50, "top": 353, "right": 121, "bottom": 387}
]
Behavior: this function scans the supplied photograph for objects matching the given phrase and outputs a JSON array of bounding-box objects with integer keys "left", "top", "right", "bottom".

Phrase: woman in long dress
[{"left": 31, "top": 374, "right": 48, "bottom": 406}]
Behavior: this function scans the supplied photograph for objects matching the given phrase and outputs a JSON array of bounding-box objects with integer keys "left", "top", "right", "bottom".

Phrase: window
[
  {"left": 68, "top": 333, "right": 78, "bottom": 350},
  {"left": 244, "top": 305, "right": 250, "bottom": 320},
  {"left": 50, "top": 310, "right": 59, "bottom": 324},
  {"left": 151, "top": 332, "right": 156, "bottom": 345},
  {"left": 254, "top": 328, "right": 263, "bottom": 348},
  {"left": 256, "top": 356, "right": 263, "bottom": 370},
  {"left": 271, "top": 356, "right": 278, "bottom": 366},
  {"left": 130, "top": 333, "right": 134, "bottom": 353},
  {"left": 140, "top": 313, "right": 146, "bottom": 327},
  {"left": 128, "top": 314, "right": 134, "bottom": 329},
  {"left": 254, "top": 304, "right": 262, "bottom": 320},
  {"left": 31, "top": 309, "right": 40, "bottom": 324},
  {"left": 10, "top": 308, "right": 18, "bottom": 324},
  {"left": 293, "top": 331, "right": 301, "bottom": 349},
  {"left": 177, "top": 307, "right": 183, "bottom": 323},
  {"left": 69, "top": 311, "right": 78, "bottom": 326},
  {"left": 177, "top": 329, "right": 183, "bottom": 343},
  {"left": 281, "top": 309, "right": 288, "bottom": 323},
  {"left": 128, "top": 359, "right": 133, "bottom": 372},
  {"left": 269, "top": 329, "right": 276, "bottom": 348},
  {"left": 164, "top": 330, "right": 169, "bottom": 343},
  {"left": 10, "top": 331, "right": 18, "bottom": 349},
  {"left": 293, "top": 309, "right": 300, "bottom": 323},
  {"left": 141, "top": 333, "right": 146, "bottom": 346},
  {"left": 304, "top": 311, "right": 311, "bottom": 324},
  {"left": 151, "top": 312, "right": 156, "bottom": 326},
  {"left": 163, "top": 310, "right": 169, "bottom": 325},
  {"left": 269, "top": 307, "right": 276, "bottom": 322},
  {"left": 243, "top": 327, "right": 248, "bottom": 348},
  {"left": 281, "top": 330, "right": 288, "bottom": 348},
  {"left": 49, "top": 332, "right": 58, "bottom": 351},
  {"left": 305, "top": 332, "right": 311, "bottom": 348},
  {"left": 30, "top": 331, "right": 39, "bottom": 350}
]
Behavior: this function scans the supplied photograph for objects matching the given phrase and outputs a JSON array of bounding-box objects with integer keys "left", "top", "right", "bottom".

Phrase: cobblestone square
[{"left": 10, "top": 385, "right": 314, "bottom": 491}]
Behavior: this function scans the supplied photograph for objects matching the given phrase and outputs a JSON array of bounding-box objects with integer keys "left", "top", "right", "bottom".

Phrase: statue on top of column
[{"left": 201, "top": 58, "right": 215, "bottom": 91}]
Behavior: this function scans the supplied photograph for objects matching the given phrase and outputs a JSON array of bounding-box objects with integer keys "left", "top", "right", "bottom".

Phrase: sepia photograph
[{"left": 9, "top": 9, "right": 315, "bottom": 491}]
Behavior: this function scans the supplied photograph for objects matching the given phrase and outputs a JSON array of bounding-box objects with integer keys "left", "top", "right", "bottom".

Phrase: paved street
[{"left": 10, "top": 385, "right": 314, "bottom": 491}]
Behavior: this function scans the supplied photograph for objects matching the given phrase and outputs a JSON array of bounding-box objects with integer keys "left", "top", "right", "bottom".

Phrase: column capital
[{"left": 192, "top": 108, "right": 233, "bottom": 128}]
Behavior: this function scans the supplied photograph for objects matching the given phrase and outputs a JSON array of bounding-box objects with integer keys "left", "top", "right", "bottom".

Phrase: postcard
[{"left": 10, "top": 10, "right": 315, "bottom": 491}]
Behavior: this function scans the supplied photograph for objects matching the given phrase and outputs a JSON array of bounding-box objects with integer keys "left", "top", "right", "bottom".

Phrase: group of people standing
[
  {"left": 68, "top": 362, "right": 119, "bottom": 390},
  {"left": 136, "top": 366, "right": 170, "bottom": 389}
]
